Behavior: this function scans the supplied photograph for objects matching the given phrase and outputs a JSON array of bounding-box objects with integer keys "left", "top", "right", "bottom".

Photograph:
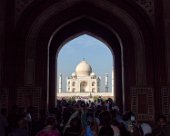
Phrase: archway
[
  {"left": 49, "top": 17, "right": 124, "bottom": 109},
  {"left": 80, "top": 81, "right": 87, "bottom": 92},
  {"left": 57, "top": 34, "right": 114, "bottom": 100},
  {"left": 15, "top": 0, "right": 153, "bottom": 113}
]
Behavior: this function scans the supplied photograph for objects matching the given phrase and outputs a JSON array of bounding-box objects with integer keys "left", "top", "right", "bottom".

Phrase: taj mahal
[{"left": 57, "top": 60, "right": 114, "bottom": 99}]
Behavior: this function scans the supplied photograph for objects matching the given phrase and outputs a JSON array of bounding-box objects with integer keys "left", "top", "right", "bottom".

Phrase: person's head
[
  {"left": 157, "top": 115, "right": 167, "bottom": 127},
  {"left": 70, "top": 117, "right": 81, "bottom": 130},
  {"left": 99, "top": 111, "right": 111, "bottom": 126},
  {"left": 99, "top": 126, "right": 114, "bottom": 136},
  {"left": 18, "top": 118, "right": 28, "bottom": 129},
  {"left": 45, "top": 115, "right": 57, "bottom": 126}
]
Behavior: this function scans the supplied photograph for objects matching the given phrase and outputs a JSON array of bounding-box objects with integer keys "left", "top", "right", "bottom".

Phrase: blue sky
[{"left": 57, "top": 34, "right": 113, "bottom": 92}]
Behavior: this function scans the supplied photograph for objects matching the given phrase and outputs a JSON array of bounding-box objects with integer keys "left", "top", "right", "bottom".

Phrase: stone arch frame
[
  {"left": 49, "top": 18, "right": 123, "bottom": 109},
  {"left": 15, "top": 0, "right": 154, "bottom": 111},
  {"left": 80, "top": 81, "right": 88, "bottom": 93}
]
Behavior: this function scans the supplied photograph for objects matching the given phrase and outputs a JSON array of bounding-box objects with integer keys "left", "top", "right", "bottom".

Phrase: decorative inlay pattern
[
  {"left": 17, "top": 87, "right": 41, "bottom": 119},
  {"left": 134, "top": 0, "right": 154, "bottom": 15},
  {"left": 161, "top": 87, "right": 170, "bottom": 121},
  {"left": 165, "top": 22, "right": 170, "bottom": 84},
  {"left": 15, "top": 0, "right": 155, "bottom": 23},
  {"left": 0, "top": 88, "right": 8, "bottom": 111},
  {"left": 15, "top": 0, "right": 34, "bottom": 22},
  {"left": 131, "top": 87, "right": 154, "bottom": 121}
]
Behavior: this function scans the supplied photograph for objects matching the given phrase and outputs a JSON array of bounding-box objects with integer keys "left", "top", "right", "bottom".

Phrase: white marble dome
[{"left": 75, "top": 60, "right": 92, "bottom": 76}]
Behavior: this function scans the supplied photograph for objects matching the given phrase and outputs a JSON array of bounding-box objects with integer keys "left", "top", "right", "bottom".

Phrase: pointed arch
[
  {"left": 15, "top": 0, "right": 154, "bottom": 111},
  {"left": 49, "top": 17, "right": 123, "bottom": 109}
]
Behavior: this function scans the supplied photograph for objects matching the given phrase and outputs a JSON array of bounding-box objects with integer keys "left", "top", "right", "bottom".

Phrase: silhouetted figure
[
  {"left": 35, "top": 115, "right": 61, "bottom": 136},
  {"left": 153, "top": 115, "right": 170, "bottom": 136},
  {"left": 63, "top": 117, "right": 82, "bottom": 136},
  {"left": 0, "top": 108, "right": 8, "bottom": 136},
  {"left": 8, "top": 117, "right": 29, "bottom": 136},
  {"left": 99, "top": 126, "right": 114, "bottom": 136}
]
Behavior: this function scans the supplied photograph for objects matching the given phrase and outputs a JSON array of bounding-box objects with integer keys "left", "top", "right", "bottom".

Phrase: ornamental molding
[
  {"left": 15, "top": 0, "right": 34, "bottom": 23},
  {"left": 130, "top": 87, "right": 154, "bottom": 121},
  {"left": 134, "top": 0, "right": 155, "bottom": 18}
]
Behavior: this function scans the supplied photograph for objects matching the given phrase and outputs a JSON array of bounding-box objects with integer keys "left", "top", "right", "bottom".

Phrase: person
[
  {"left": 8, "top": 117, "right": 29, "bottom": 136},
  {"left": 98, "top": 126, "right": 114, "bottom": 136},
  {"left": 35, "top": 115, "right": 61, "bottom": 136},
  {"left": 153, "top": 115, "right": 170, "bottom": 136},
  {"left": 0, "top": 108, "right": 8, "bottom": 136},
  {"left": 99, "top": 111, "right": 120, "bottom": 136},
  {"left": 83, "top": 115, "right": 97, "bottom": 136},
  {"left": 63, "top": 110, "right": 80, "bottom": 134},
  {"left": 63, "top": 117, "right": 82, "bottom": 136}
]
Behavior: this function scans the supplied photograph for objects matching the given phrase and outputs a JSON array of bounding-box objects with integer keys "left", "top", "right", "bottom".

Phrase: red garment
[
  {"left": 36, "top": 126, "right": 61, "bottom": 136},
  {"left": 36, "top": 130, "right": 60, "bottom": 136}
]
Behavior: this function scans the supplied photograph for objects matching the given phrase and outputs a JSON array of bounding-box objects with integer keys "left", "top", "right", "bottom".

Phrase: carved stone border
[
  {"left": 17, "top": 86, "right": 41, "bottom": 119},
  {"left": 131, "top": 87, "right": 154, "bottom": 121},
  {"left": 0, "top": 88, "right": 9, "bottom": 111},
  {"left": 15, "top": 0, "right": 34, "bottom": 23},
  {"left": 25, "top": 0, "right": 147, "bottom": 86},
  {"left": 134, "top": 0, "right": 155, "bottom": 19},
  {"left": 161, "top": 86, "right": 170, "bottom": 121}
]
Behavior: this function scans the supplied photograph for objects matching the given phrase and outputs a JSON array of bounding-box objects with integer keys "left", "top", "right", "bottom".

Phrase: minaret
[
  {"left": 59, "top": 73, "right": 62, "bottom": 93},
  {"left": 105, "top": 73, "right": 108, "bottom": 92},
  {"left": 112, "top": 68, "right": 114, "bottom": 97}
]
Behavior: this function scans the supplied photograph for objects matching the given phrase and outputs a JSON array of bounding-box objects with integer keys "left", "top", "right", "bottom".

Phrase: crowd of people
[{"left": 0, "top": 97, "right": 170, "bottom": 136}]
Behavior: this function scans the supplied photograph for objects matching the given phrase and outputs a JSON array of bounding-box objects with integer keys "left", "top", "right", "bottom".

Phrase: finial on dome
[{"left": 83, "top": 58, "right": 85, "bottom": 61}]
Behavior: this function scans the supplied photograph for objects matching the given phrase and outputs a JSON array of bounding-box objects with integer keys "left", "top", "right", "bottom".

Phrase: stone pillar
[
  {"left": 112, "top": 68, "right": 114, "bottom": 97},
  {"left": 162, "top": 0, "right": 170, "bottom": 121},
  {"left": 163, "top": 0, "right": 170, "bottom": 84},
  {"left": 0, "top": 0, "right": 5, "bottom": 86},
  {"left": 134, "top": 40, "right": 146, "bottom": 85},
  {"left": 105, "top": 73, "right": 108, "bottom": 92},
  {"left": 25, "top": 58, "right": 35, "bottom": 85},
  {"left": 59, "top": 73, "right": 62, "bottom": 93}
]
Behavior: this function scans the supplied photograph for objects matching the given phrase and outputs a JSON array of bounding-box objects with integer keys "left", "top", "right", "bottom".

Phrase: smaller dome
[
  {"left": 72, "top": 72, "right": 76, "bottom": 77},
  {"left": 90, "top": 72, "right": 96, "bottom": 76}
]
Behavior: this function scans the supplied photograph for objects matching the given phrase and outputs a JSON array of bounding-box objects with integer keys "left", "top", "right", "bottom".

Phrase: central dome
[{"left": 75, "top": 60, "right": 92, "bottom": 76}]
